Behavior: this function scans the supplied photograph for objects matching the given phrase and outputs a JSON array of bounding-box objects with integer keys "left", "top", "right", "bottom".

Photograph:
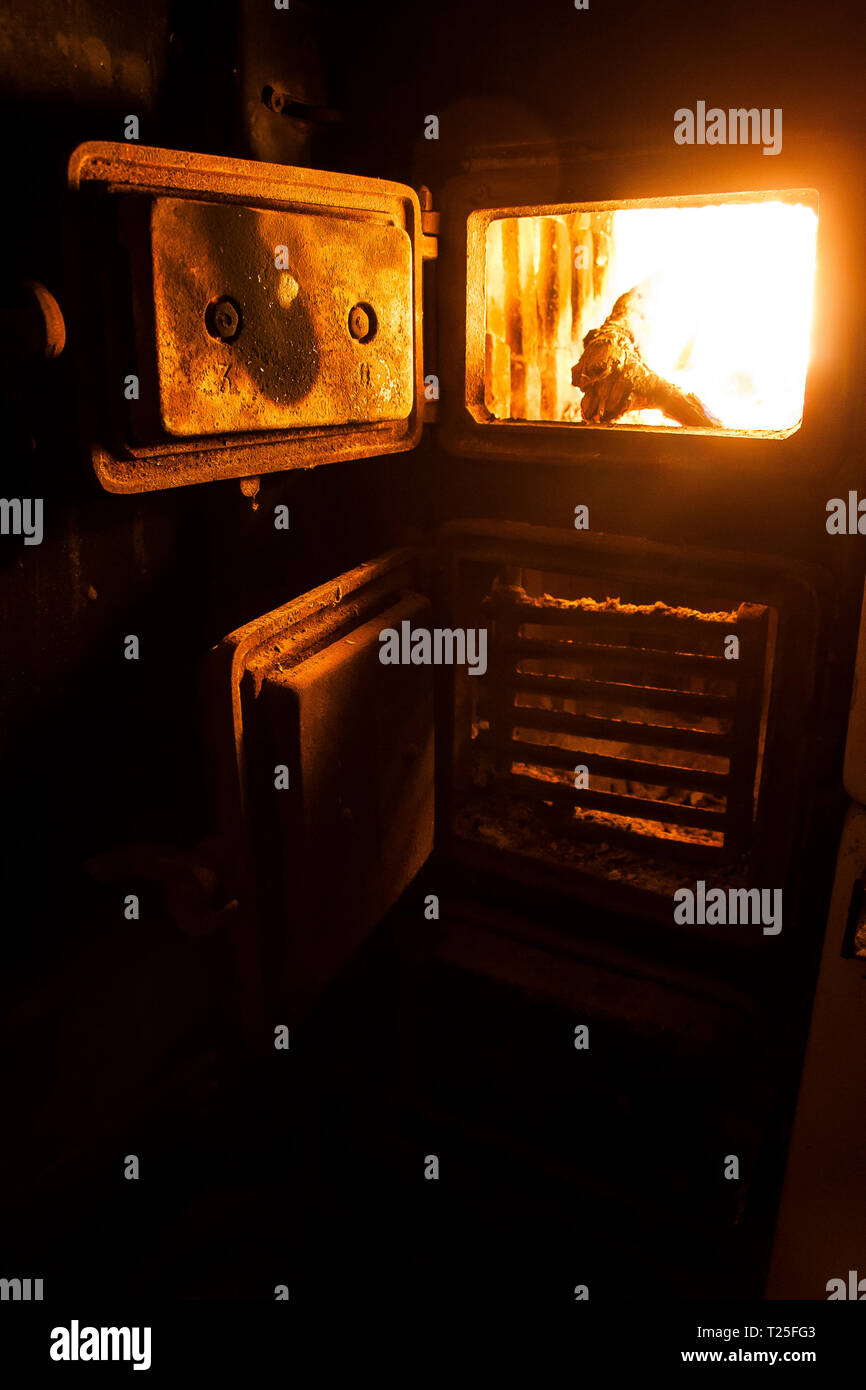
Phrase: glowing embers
[
  {"left": 472, "top": 574, "right": 774, "bottom": 862},
  {"left": 483, "top": 195, "right": 818, "bottom": 434}
]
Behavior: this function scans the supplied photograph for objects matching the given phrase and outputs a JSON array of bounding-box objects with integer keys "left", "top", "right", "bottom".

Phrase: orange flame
[
  {"left": 483, "top": 197, "right": 818, "bottom": 434},
  {"left": 605, "top": 201, "right": 818, "bottom": 431}
]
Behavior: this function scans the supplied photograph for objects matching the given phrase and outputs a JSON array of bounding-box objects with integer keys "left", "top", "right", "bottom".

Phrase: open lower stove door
[
  {"left": 213, "top": 549, "right": 435, "bottom": 1030},
  {"left": 215, "top": 522, "right": 822, "bottom": 1033}
]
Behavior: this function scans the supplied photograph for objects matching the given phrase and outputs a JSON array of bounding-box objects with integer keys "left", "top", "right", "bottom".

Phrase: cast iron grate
[{"left": 476, "top": 578, "right": 771, "bottom": 863}]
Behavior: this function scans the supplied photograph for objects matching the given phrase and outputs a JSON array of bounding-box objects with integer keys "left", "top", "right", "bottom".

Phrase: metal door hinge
[
  {"left": 418, "top": 185, "right": 438, "bottom": 422},
  {"left": 418, "top": 185, "right": 439, "bottom": 260}
]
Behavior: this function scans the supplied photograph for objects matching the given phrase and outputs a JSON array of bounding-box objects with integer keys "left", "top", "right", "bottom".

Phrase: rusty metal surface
[
  {"left": 214, "top": 547, "right": 419, "bottom": 827},
  {"left": 212, "top": 549, "right": 432, "bottom": 1026},
  {"left": 151, "top": 197, "right": 413, "bottom": 436},
  {"left": 68, "top": 142, "right": 424, "bottom": 492},
  {"left": 257, "top": 589, "right": 434, "bottom": 1022}
]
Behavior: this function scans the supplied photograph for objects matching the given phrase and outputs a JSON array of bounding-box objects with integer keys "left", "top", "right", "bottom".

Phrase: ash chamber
[
  {"left": 438, "top": 526, "right": 817, "bottom": 918},
  {"left": 482, "top": 192, "right": 818, "bottom": 437},
  {"left": 460, "top": 574, "right": 771, "bottom": 891}
]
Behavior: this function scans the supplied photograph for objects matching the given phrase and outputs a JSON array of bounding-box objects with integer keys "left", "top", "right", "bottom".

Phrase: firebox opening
[
  {"left": 481, "top": 192, "right": 818, "bottom": 436},
  {"left": 454, "top": 564, "right": 777, "bottom": 900}
]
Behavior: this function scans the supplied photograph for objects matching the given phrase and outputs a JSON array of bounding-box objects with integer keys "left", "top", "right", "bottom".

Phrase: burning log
[{"left": 572, "top": 285, "right": 721, "bottom": 427}]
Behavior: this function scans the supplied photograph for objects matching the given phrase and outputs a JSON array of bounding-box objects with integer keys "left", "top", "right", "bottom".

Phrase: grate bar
[
  {"left": 500, "top": 770, "right": 726, "bottom": 831},
  {"left": 488, "top": 734, "right": 730, "bottom": 793},
  {"left": 506, "top": 636, "right": 728, "bottom": 681},
  {"left": 510, "top": 704, "right": 734, "bottom": 754},
  {"left": 485, "top": 588, "right": 737, "bottom": 640},
  {"left": 510, "top": 670, "right": 734, "bottom": 718}
]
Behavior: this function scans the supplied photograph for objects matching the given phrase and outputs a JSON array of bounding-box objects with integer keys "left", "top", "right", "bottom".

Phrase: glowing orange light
[{"left": 484, "top": 197, "right": 818, "bottom": 434}]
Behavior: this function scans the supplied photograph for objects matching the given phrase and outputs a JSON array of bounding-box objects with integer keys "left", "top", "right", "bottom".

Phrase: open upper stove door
[{"left": 68, "top": 142, "right": 433, "bottom": 493}]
